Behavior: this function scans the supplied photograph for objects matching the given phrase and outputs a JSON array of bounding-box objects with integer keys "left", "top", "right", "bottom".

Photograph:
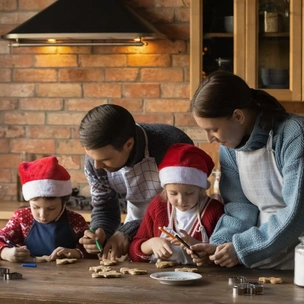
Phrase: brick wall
[{"left": 0, "top": 0, "right": 217, "bottom": 200}]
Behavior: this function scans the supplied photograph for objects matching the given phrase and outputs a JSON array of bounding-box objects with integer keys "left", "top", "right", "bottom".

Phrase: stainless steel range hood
[{"left": 1, "top": 0, "right": 167, "bottom": 47}]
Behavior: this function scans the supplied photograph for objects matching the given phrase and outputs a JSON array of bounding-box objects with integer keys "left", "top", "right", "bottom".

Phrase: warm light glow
[
  {"left": 134, "top": 37, "right": 141, "bottom": 42},
  {"left": 47, "top": 39, "right": 56, "bottom": 43}
]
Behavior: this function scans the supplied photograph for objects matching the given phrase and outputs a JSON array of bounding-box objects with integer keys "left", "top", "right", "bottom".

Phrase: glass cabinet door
[
  {"left": 190, "top": 0, "right": 303, "bottom": 102},
  {"left": 190, "top": 0, "right": 246, "bottom": 97},
  {"left": 246, "top": 0, "right": 301, "bottom": 101}
]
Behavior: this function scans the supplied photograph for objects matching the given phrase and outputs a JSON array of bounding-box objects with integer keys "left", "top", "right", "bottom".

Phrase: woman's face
[{"left": 193, "top": 111, "right": 246, "bottom": 149}]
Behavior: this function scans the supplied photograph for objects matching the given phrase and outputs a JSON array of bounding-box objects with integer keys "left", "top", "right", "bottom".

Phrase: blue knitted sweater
[{"left": 210, "top": 113, "right": 304, "bottom": 267}]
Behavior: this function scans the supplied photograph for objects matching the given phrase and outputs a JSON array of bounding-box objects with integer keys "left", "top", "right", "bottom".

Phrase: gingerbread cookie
[
  {"left": 99, "top": 259, "right": 118, "bottom": 266},
  {"left": 35, "top": 255, "right": 52, "bottom": 263},
  {"left": 175, "top": 267, "right": 198, "bottom": 273},
  {"left": 119, "top": 267, "right": 147, "bottom": 275},
  {"left": 56, "top": 258, "right": 77, "bottom": 265},
  {"left": 92, "top": 271, "right": 121, "bottom": 278},
  {"left": 155, "top": 261, "right": 177, "bottom": 269},
  {"left": 258, "top": 276, "right": 283, "bottom": 284},
  {"left": 89, "top": 265, "right": 112, "bottom": 273}
]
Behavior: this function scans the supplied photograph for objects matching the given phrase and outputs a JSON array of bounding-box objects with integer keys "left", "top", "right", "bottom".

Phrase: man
[{"left": 79, "top": 104, "right": 193, "bottom": 259}]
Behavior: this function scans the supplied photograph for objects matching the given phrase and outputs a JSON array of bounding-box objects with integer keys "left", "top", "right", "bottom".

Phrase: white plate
[{"left": 150, "top": 271, "right": 202, "bottom": 285}]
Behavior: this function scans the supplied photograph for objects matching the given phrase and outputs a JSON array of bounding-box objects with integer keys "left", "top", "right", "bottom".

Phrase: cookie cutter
[
  {"left": 0, "top": 267, "right": 10, "bottom": 275},
  {"left": 228, "top": 276, "right": 247, "bottom": 285},
  {"left": 0, "top": 267, "right": 23, "bottom": 280},
  {"left": 3, "top": 272, "right": 23, "bottom": 280},
  {"left": 232, "top": 282, "right": 264, "bottom": 296}
]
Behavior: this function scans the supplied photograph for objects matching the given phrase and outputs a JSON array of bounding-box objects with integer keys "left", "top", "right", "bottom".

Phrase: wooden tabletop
[{"left": 0, "top": 259, "right": 303, "bottom": 304}]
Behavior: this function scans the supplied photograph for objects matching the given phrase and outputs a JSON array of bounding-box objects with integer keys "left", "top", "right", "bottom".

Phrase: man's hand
[
  {"left": 102, "top": 231, "right": 129, "bottom": 260},
  {"left": 79, "top": 228, "right": 106, "bottom": 254},
  {"left": 209, "top": 242, "right": 239, "bottom": 267}
]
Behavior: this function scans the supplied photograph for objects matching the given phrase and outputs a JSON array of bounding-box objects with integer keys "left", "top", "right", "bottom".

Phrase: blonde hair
[{"left": 161, "top": 184, "right": 207, "bottom": 200}]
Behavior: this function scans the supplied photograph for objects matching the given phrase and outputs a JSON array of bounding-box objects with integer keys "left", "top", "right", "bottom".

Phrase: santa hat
[
  {"left": 18, "top": 156, "right": 72, "bottom": 201},
  {"left": 158, "top": 143, "right": 214, "bottom": 189}
]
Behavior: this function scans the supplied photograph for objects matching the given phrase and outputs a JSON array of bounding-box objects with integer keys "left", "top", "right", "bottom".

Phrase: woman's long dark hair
[{"left": 191, "top": 71, "right": 287, "bottom": 130}]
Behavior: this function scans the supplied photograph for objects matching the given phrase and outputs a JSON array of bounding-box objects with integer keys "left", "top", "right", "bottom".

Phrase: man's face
[{"left": 85, "top": 139, "right": 134, "bottom": 172}]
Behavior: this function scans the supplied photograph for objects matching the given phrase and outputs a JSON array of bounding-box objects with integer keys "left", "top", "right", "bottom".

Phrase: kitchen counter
[
  {"left": 0, "top": 259, "right": 303, "bottom": 304},
  {"left": 0, "top": 200, "right": 126, "bottom": 227}
]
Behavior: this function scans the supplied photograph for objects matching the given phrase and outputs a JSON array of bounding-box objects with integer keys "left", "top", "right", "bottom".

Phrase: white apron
[
  {"left": 152, "top": 198, "right": 209, "bottom": 265},
  {"left": 236, "top": 130, "right": 295, "bottom": 269},
  {"left": 107, "top": 125, "right": 162, "bottom": 223}
]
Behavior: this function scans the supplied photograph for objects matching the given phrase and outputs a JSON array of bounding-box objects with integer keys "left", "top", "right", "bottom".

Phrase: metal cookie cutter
[
  {"left": 0, "top": 267, "right": 10, "bottom": 276},
  {"left": 232, "top": 282, "right": 264, "bottom": 296},
  {"left": 228, "top": 276, "right": 247, "bottom": 285},
  {"left": 3, "top": 272, "right": 23, "bottom": 280}
]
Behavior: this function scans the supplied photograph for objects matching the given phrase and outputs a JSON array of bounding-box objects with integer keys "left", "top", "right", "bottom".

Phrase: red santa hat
[
  {"left": 18, "top": 156, "right": 72, "bottom": 201},
  {"left": 158, "top": 143, "right": 214, "bottom": 189}
]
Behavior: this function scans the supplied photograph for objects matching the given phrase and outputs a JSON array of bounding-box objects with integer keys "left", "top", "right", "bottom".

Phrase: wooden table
[{"left": 0, "top": 259, "right": 303, "bottom": 304}]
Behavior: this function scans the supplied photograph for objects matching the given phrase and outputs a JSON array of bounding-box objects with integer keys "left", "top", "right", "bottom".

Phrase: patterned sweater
[
  {"left": 0, "top": 208, "right": 92, "bottom": 259},
  {"left": 210, "top": 113, "right": 304, "bottom": 268},
  {"left": 84, "top": 123, "right": 193, "bottom": 240},
  {"left": 129, "top": 195, "right": 224, "bottom": 262}
]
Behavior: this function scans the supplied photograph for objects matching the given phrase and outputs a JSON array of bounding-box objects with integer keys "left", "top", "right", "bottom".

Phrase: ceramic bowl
[
  {"left": 260, "top": 68, "right": 289, "bottom": 87},
  {"left": 224, "top": 16, "right": 234, "bottom": 33}
]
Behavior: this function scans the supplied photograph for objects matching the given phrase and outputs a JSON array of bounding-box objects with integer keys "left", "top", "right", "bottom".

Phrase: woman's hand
[
  {"left": 141, "top": 237, "right": 173, "bottom": 259},
  {"left": 0, "top": 246, "right": 31, "bottom": 262},
  {"left": 185, "top": 243, "right": 217, "bottom": 266},
  {"left": 50, "top": 247, "right": 81, "bottom": 260},
  {"left": 209, "top": 242, "right": 239, "bottom": 267}
]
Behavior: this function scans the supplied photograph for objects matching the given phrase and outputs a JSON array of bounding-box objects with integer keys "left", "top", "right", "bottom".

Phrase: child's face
[
  {"left": 29, "top": 197, "right": 62, "bottom": 224},
  {"left": 165, "top": 184, "right": 202, "bottom": 212}
]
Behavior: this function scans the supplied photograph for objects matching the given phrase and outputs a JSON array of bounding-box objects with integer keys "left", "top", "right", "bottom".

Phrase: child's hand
[
  {"left": 176, "top": 230, "right": 199, "bottom": 246},
  {"left": 185, "top": 243, "right": 217, "bottom": 266},
  {"left": 209, "top": 242, "right": 239, "bottom": 267},
  {"left": 0, "top": 246, "right": 31, "bottom": 262},
  {"left": 50, "top": 247, "right": 81, "bottom": 260},
  {"left": 141, "top": 237, "right": 173, "bottom": 259}
]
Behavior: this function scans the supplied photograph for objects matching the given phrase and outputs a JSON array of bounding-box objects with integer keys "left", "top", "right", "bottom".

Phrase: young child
[
  {"left": 129, "top": 143, "right": 224, "bottom": 264},
  {"left": 0, "top": 156, "right": 91, "bottom": 262}
]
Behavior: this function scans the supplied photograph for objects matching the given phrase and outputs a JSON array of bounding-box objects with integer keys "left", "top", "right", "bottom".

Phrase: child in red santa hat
[
  {"left": 129, "top": 143, "right": 224, "bottom": 265},
  {"left": 0, "top": 156, "right": 93, "bottom": 263}
]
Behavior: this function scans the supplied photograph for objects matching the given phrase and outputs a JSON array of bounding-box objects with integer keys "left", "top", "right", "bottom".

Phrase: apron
[
  {"left": 236, "top": 130, "right": 296, "bottom": 269},
  {"left": 152, "top": 197, "right": 209, "bottom": 264},
  {"left": 107, "top": 125, "right": 162, "bottom": 223},
  {"left": 24, "top": 209, "right": 77, "bottom": 256}
]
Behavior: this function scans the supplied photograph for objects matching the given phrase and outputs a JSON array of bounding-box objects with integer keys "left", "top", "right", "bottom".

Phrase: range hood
[{"left": 1, "top": 0, "right": 167, "bottom": 47}]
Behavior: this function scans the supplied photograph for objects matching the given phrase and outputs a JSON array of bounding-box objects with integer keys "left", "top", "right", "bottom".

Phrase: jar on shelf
[
  {"left": 209, "top": 169, "right": 223, "bottom": 203},
  {"left": 259, "top": 0, "right": 284, "bottom": 33},
  {"left": 294, "top": 236, "right": 304, "bottom": 287}
]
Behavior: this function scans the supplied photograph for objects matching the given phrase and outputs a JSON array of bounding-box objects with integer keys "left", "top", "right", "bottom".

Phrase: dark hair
[
  {"left": 79, "top": 104, "right": 136, "bottom": 150},
  {"left": 191, "top": 71, "right": 287, "bottom": 130},
  {"left": 31, "top": 195, "right": 70, "bottom": 204}
]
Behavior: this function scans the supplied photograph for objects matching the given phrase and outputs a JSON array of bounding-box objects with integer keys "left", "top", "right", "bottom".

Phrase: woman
[{"left": 189, "top": 70, "right": 304, "bottom": 269}]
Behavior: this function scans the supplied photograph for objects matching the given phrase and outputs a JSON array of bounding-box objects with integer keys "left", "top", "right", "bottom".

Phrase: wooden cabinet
[{"left": 190, "top": 0, "right": 302, "bottom": 102}]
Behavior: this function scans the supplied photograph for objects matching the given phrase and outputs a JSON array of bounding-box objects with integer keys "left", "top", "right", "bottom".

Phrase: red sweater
[
  {"left": 0, "top": 208, "right": 93, "bottom": 259},
  {"left": 129, "top": 195, "right": 224, "bottom": 262}
]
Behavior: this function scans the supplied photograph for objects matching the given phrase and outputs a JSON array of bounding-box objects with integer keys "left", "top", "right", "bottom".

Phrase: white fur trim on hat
[
  {"left": 22, "top": 179, "right": 72, "bottom": 201},
  {"left": 159, "top": 166, "right": 207, "bottom": 189}
]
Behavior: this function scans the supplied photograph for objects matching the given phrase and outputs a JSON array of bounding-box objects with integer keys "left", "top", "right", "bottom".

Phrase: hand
[
  {"left": 49, "top": 247, "right": 81, "bottom": 260},
  {"left": 209, "top": 242, "right": 239, "bottom": 267},
  {"left": 185, "top": 243, "right": 217, "bottom": 266},
  {"left": 0, "top": 246, "right": 31, "bottom": 262},
  {"left": 79, "top": 228, "right": 106, "bottom": 254},
  {"left": 102, "top": 231, "right": 129, "bottom": 260},
  {"left": 177, "top": 229, "right": 200, "bottom": 246},
  {"left": 142, "top": 237, "right": 173, "bottom": 259}
]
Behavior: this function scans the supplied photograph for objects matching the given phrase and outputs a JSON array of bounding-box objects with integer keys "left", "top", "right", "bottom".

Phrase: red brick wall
[{"left": 0, "top": 0, "right": 215, "bottom": 200}]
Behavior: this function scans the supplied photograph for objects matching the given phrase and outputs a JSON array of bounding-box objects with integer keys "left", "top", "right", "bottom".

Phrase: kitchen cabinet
[{"left": 190, "top": 0, "right": 302, "bottom": 102}]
